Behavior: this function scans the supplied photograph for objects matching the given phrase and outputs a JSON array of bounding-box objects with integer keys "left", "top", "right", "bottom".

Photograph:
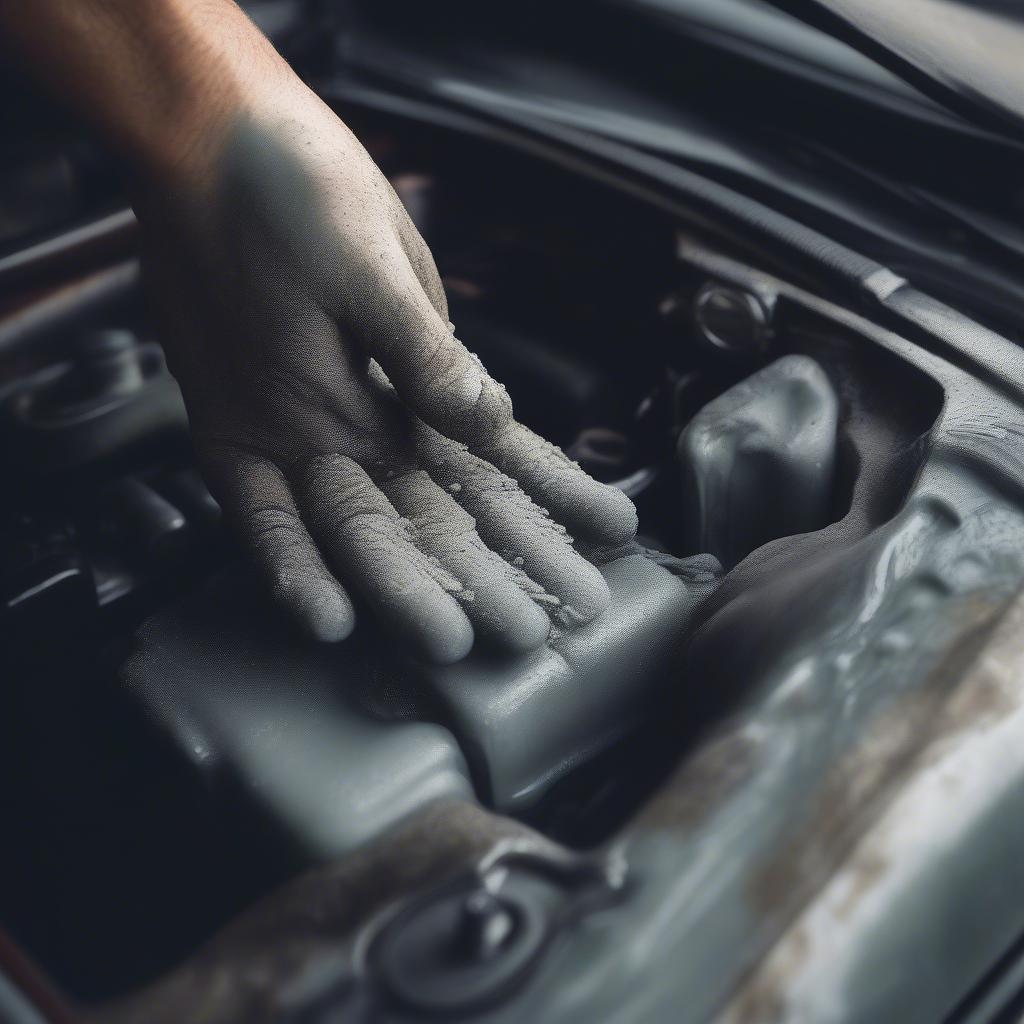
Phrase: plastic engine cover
[{"left": 121, "top": 550, "right": 717, "bottom": 858}]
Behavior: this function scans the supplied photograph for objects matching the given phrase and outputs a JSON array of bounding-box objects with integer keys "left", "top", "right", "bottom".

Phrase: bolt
[{"left": 450, "top": 889, "right": 516, "bottom": 962}]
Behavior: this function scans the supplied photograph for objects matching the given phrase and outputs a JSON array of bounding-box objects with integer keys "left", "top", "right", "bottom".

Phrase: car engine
[{"left": 5, "top": 5, "right": 1024, "bottom": 1022}]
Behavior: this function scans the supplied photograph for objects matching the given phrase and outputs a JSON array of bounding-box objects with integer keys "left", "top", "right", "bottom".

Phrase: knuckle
[
  {"left": 301, "top": 454, "right": 398, "bottom": 535},
  {"left": 246, "top": 504, "right": 303, "bottom": 545},
  {"left": 415, "top": 339, "right": 514, "bottom": 441}
]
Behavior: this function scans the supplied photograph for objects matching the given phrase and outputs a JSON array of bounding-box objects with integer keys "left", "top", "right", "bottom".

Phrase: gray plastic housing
[
  {"left": 121, "top": 571, "right": 475, "bottom": 862},
  {"left": 406, "top": 551, "right": 718, "bottom": 812},
  {"left": 678, "top": 355, "right": 839, "bottom": 569},
  {"left": 122, "top": 551, "right": 716, "bottom": 854}
]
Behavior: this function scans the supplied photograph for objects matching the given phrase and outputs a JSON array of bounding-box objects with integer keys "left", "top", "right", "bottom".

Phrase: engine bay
[{"left": 4, "top": 88, "right": 1024, "bottom": 1023}]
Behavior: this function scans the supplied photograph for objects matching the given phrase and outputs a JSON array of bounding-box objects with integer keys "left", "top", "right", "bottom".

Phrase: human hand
[{"left": 136, "top": 77, "right": 637, "bottom": 662}]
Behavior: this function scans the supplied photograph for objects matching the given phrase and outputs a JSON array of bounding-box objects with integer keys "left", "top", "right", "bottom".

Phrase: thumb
[{"left": 347, "top": 248, "right": 514, "bottom": 445}]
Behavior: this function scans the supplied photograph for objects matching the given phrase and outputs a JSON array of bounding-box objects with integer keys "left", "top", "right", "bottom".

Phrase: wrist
[
  {"left": 0, "top": 0, "right": 295, "bottom": 186},
  {"left": 110, "top": 2, "right": 290, "bottom": 185}
]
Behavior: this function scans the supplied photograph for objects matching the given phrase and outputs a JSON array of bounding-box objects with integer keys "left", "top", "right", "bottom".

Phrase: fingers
[
  {"left": 415, "top": 427, "right": 613, "bottom": 629},
  {"left": 349, "top": 245, "right": 636, "bottom": 548},
  {"left": 297, "top": 454, "right": 474, "bottom": 664},
  {"left": 379, "top": 469, "right": 551, "bottom": 654},
  {"left": 396, "top": 212, "right": 449, "bottom": 323},
  {"left": 202, "top": 451, "right": 355, "bottom": 642},
  {"left": 344, "top": 247, "right": 515, "bottom": 445},
  {"left": 477, "top": 421, "right": 639, "bottom": 548},
  {"left": 336, "top": 229, "right": 636, "bottom": 552},
  {"left": 353, "top": 291, "right": 636, "bottom": 550}
]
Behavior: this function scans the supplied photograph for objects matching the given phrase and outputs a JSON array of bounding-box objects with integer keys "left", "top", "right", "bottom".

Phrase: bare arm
[{"left": 1, "top": 2, "right": 269, "bottom": 173}]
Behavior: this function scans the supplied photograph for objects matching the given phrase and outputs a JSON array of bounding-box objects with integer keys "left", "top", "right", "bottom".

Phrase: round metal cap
[{"left": 693, "top": 282, "right": 771, "bottom": 357}]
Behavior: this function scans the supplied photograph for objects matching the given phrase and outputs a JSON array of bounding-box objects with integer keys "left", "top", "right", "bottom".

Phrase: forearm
[{"left": 0, "top": 0, "right": 292, "bottom": 178}]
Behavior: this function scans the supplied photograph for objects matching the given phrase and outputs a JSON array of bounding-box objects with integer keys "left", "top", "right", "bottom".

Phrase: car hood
[{"left": 766, "top": 0, "right": 1024, "bottom": 137}]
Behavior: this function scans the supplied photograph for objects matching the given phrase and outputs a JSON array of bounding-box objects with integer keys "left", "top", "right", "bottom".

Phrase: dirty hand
[
  {"left": 138, "top": 73, "right": 637, "bottom": 663},
  {"left": 2, "top": 0, "right": 636, "bottom": 660}
]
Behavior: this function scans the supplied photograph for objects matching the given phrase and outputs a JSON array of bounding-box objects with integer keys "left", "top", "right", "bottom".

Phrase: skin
[{"left": 0, "top": 0, "right": 637, "bottom": 661}]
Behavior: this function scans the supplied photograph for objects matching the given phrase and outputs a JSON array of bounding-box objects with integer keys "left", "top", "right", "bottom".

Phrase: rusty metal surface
[
  {"left": 89, "top": 801, "right": 551, "bottom": 1024},
  {"left": 720, "top": 589, "right": 1024, "bottom": 1023}
]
